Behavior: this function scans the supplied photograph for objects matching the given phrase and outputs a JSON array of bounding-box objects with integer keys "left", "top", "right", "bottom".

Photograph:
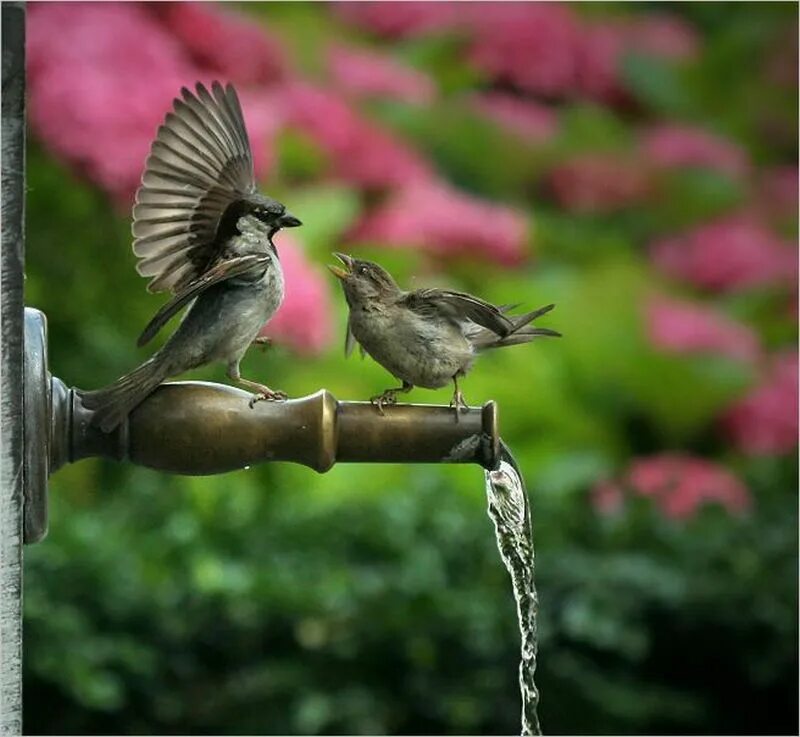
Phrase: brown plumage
[{"left": 329, "top": 253, "right": 560, "bottom": 416}]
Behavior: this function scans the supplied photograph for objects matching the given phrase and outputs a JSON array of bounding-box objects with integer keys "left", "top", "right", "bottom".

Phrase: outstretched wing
[
  {"left": 131, "top": 81, "right": 256, "bottom": 294},
  {"left": 401, "top": 288, "right": 514, "bottom": 337},
  {"left": 137, "top": 254, "right": 270, "bottom": 347}
]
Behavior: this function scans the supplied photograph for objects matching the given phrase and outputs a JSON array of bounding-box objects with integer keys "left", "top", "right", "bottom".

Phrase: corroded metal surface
[
  {"left": 1, "top": 3, "right": 25, "bottom": 732},
  {"left": 58, "top": 382, "right": 499, "bottom": 475}
]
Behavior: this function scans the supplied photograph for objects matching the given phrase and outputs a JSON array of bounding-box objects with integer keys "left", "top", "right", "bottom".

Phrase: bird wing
[
  {"left": 344, "top": 314, "right": 356, "bottom": 357},
  {"left": 137, "top": 254, "right": 270, "bottom": 347},
  {"left": 401, "top": 288, "right": 514, "bottom": 337},
  {"left": 131, "top": 81, "right": 256, "bottom": 294},
  {"left": 343, "top": 315, "right": 367, "bottom": 359}
]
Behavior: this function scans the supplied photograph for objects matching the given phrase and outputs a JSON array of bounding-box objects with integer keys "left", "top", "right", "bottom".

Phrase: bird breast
[{"left": 350, "top": 304, "right": 475, "bottom": 389}]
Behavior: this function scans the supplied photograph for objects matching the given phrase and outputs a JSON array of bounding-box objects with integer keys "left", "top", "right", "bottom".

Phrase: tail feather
[
  {"left": 491, "top": 327, "right": 562, "bottom": 348},
  {"left": 508, "top": 303, "right": 555, "bottom": 330},
  {"left": 78, "top": 356, "right": 170, "bottom": 433},
  {"left": 472, "top": 303, "right": 560, "bottom": 351}
]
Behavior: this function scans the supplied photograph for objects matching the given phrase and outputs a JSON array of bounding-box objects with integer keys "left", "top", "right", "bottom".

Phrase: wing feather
[
  {"left": 402, "top": 288, "right": 514, "bottom": 337},
  {"left": 137, "top": 254, "right": 270, "bottom": 346},
  {"left": 131, "top": 82, "right": 256, "bottom": 294}
]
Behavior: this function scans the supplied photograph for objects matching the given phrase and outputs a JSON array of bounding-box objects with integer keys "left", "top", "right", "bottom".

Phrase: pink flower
[
  {"left": 27, "top": 2, "right": 279, "bottom": 204},
  {"left": 625, "top": 14, "right": 700, "bottom": 61},
  {"left": 236, "top": 89, "right": 284, "bottom": 181},
  {"left": 470, "top": 93, "right": 558, "bottom": 144},
  {"left": 467, "top": 3, "right": 581, "bottom": 98},
  {"left": 646, "top": 296, "right": 760, "bottom": 364},
  {"left": 575, "top": 15, "right": 699, "bottom": 104},
  {"left": 28, "top": 2, "right": 196, "bottom": 204},
  {"left": 333, "top": 1, "right": 458, "bottom": 39},
  {"left": 149, "top": 2, "right": 286, "bottom": 85},
  {"left": 574, "top": 22, "right": 631, "bottom": 104},
  {"left": 327, "top": 45, "right": 435, "bottom": 104},
  {"left": 352, "top": 180, "right": 527, "bottom": 266},
  {"left": 594, "top": 454, "right": 751, "bottom": 520},
  {"left": 260, "top": 233, "right": 335, "bottom": 355},
  {"left": 722, "top": 351, "right": 799, "bottom": 456},
  {"left": 277, "top": 81, "right": 432, "bottom": 189},
  {"left": 650, "top": 215, "right": 797, "bottom": 292},
  {"left": 547, "top": 154, "right": 651, "bottom": 213},
  {"left": 641, "top": 124, "right": 749, "bottom": 179}
]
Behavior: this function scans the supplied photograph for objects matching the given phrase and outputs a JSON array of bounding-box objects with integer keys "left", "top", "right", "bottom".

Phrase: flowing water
[{"left": 485, "top": 441, "right": 541, "bottom": 736}]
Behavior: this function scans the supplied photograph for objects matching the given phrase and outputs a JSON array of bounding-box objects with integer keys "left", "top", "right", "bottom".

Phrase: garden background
[{"left": 22, "top": 2, "right": 798, "bottom": 735}]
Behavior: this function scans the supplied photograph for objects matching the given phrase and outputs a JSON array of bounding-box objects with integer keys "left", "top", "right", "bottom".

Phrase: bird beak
[
  {"left": 277, "top": 212, "right": 302, "bottom": 228},
  {"left": 328, "top": 252, "right": 353, "bottom": 280}
]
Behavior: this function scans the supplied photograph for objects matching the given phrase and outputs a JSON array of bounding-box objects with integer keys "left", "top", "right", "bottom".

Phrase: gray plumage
[
  {"left": 329, "top": 253, "right": 560, "bottom": 415},
  {"left": 79, "top": 82, "right": 301, "bottom": 432}
]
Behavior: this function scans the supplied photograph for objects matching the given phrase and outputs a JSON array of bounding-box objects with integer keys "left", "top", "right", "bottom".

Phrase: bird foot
[
  {"left": 248, "top": 388, "right": 288, "bottom": 408},
  {"left": 370, "top": 389, "right": 399, "bottom": 416},
  {"left": 449, "top": 390, "right": 469, "bottom": 422}
]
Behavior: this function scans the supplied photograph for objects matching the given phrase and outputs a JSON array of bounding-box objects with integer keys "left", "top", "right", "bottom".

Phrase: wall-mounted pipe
[{"left": 25, "top": 308, "right": 500, "bottom": 545}]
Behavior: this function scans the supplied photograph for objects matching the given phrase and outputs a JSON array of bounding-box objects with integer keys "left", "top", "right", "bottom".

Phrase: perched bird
[
  {"left": 79, "top": 82, "right": 301, "bottom": 432},
  {"left": 328, "top": 253, "right": 560, "bottom": 416}
]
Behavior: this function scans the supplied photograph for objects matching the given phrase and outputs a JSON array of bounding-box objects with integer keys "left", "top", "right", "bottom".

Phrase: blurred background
[{"left": 22, "top": 2, "right": 797, "bottom": 735}]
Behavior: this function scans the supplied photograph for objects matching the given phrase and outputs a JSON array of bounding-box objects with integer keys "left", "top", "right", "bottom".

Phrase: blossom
[
  {"left": 327, "top": 45, "right": 435, "bottom": 104},
  {"left": 593, "top": 454, "right": 752, "bottom": 520},
  {"left": 546, "top": 154, "right": 651, "bottom": 213},
  {"left": 467, "top": 3, "right": 582, "bottom": 98},
  {"left": 641, "top": 124, "right": 749, "bottom": 179},
  {"left": 576, "top": 15, "right": 699, "bottom": 104},
  {"left": 351, "top": 180, "right": 528, "bottom": 265},
  {"left": 149, "top": 2, "right": 286, "bottom": 85},
  {"left": 574, "top": 22, "right": 631, "bottom": 104},
  {"left": 277, "top": 81, "right": 432, "bottom": 189},
  {"left": 470, "top": 93, "right": 558, "bottom": 144},
  {"left": 625, "top": 14, "right": 700, "bottom": 61},
  {"left": 645, "top": 296, "right": 760, "bottom": 364},
  {"left": 722, "top": 351, "right": 799, "bottom": 456},
  {"left": 27, "top": 2, "right": 279, "bottom": 205},
  {"left": 28, "top": 3, "right": 196, "bottom": 204},
  {"left": 260, "top": 233, "right": 335, "bottom": 355},
  {"left": 650, "top": 215, "right": 797, "bottom": 292},
  {"left": 333, "top": 2, "right": 458, "bottom": 39}
]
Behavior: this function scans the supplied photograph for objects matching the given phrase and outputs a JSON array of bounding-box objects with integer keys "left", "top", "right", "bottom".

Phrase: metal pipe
[{"left": 54, "top": 381, "right": 499, "bottom": 475}]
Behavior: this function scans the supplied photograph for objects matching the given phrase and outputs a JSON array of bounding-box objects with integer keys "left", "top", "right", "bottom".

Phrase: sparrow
[
  {"left": 79, "top": 82, "right": 301, "bottom": 433},
  {"left": 328, "top": 253, "right": 561, "bottom": 417}
]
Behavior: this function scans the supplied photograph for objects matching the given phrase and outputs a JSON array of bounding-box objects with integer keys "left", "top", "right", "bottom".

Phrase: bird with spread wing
[{"left": 80, "top": 82, "right": 301, "bottom": 432}]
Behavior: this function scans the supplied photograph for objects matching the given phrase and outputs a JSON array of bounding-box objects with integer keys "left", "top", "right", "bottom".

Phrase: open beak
[
  {"left": 328, "top": 252, "right": 353, "bottom": 280},
  {"left": 277, "top": 212, "right": 302, "bottom": 228}
]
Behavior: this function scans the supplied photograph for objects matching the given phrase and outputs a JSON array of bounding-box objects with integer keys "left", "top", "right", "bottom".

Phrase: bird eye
[{"left": 358, "top": 265, "right": 368, "bottom": 275}]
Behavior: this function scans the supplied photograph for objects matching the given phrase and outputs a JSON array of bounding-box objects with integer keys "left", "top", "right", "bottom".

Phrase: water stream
[{"left": 485, "top": 441, "right": 541, "bottom": 736}]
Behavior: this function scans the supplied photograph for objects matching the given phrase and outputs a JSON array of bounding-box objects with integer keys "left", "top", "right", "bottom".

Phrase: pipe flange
[{"left": 22, "top": 307, "right": 49, "bottom": 543}]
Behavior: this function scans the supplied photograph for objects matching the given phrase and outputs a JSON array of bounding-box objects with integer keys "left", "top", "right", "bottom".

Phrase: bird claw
[
  {"left": 370, "top": 390, "right": 398, "bottom": 416},
  {"left": 449, "top": 391, "right": 469, "bottom": 422},
  {"left": 248, "top": 389, "right": 288, "bottom": 408}
]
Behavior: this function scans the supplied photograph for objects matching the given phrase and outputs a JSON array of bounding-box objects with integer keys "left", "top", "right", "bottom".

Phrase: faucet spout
[{"left": 54, "top": 381, "right": 499, "bottom": 475}]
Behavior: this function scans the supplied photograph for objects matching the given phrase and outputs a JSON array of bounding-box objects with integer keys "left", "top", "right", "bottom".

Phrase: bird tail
[
  {"left": 473, "top": 303, "right": 561, "bottom": 351},
  {"left": 77, "top": 355, "right": 171, "bottom": 433}
]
